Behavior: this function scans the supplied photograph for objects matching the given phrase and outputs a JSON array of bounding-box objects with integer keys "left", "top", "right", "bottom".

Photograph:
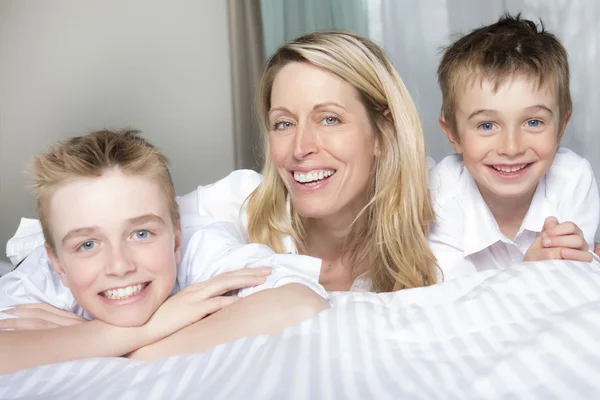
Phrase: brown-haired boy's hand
[
  {"left": 141, "top": 267, "right": 272, "bottom": 344},
  {"left": 0, "top": 303, "right": 87, "bottom": 330},
  {"left": 524, "top": 216, "right": 593, "bottom": 262}
]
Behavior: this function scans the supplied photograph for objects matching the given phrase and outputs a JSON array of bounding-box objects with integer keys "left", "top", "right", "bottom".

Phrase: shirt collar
[
  {"left": 462, "top": 171, "right": 555, "bottom": 257},
  {"left": 520, "top": 176, "right": 554, "bottom": 233},
  {"left": 462, "top": 171, "right": 504, "bottom": 256}
]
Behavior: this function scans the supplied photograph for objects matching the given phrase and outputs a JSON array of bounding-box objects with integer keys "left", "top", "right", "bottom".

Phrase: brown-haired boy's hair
[
  {"left": 437, "top": 13, "right": 572, "bottom": 137},
  {"left": 30, "top": 129, "right": 180, "bottom": 251}
]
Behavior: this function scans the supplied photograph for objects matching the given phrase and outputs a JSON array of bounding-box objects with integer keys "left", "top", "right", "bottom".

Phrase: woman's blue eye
[
  {"left": 80, "top": 241, "right": 95, "bottom": 251},
  {"left": 274, "top": 121, "right": 293, "bottom": 130},
  {"left": 526, "top": 119, "right": 541, "bottom": 128},
  {"left": 322, "top": 116, "right": 340, "bottom": 125},
  {"left": 135, "top": 230, "right": 151, "bottom": 239},
  {"left": 479, "top": 122, "right": 496, "bottom": 131}
]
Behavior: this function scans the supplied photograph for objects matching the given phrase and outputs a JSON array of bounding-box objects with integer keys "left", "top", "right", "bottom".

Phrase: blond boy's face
[
  {"left": 443, "top": 74, "right": 568, "bottom": 207},
  {"left": 46, "top": 168, "right": 181, "bottom": 327}
]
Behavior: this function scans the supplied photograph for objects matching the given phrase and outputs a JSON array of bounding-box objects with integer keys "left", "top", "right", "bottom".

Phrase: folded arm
[{"left": 129, "top": 283, "right": 329, "bottom": 361}]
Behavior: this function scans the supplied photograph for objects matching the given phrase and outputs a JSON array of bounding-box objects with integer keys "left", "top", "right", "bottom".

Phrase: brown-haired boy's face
[
  {"left": 45, "top": 168, "right": 181, "bottom": 327},
  {"left": 441, "top": 73, "right": 568, "bottom": 208}
]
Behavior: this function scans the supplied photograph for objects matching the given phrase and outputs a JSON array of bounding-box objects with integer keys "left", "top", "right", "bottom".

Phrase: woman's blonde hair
[{"left": 246, "top": 31, "right": 438, "bottom": 292}]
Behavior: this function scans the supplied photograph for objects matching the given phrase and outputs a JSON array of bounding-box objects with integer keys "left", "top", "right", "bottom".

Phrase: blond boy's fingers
[
  {"left": 1, "top": 307, "right": 84, "bottom": 327},
  {"left": 209, "top": 268, "right": 271, "bottom": 277},
  {"left": 10, "top": 303, "right": 87, "bottom": 322},
  {"left": 543, "top": 234, "right": 589, "bottom": 251},
  {"left": 196, "top": 296, "right": 240, "bottom": 317},
  {"left": 195, "top": 275, "right": 268, "bottom": 298},
  {"left": 595, "top": 243, "right": 600, "bottom": 257},
  {"left": 0, "top": 317, "right": 59, "bottom": 331}
]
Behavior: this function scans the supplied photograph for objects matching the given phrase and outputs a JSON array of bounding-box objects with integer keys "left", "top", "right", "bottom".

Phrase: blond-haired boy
[
  {"left": 0, "top": 129, "right": 328, "bottom": 374},
  {"left": 429, "top": 14, "right": 599, "bottom": 279}
]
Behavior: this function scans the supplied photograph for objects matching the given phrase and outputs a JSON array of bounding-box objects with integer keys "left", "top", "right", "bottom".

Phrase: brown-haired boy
[
  {"left": 0, "top": 129, "right": 328, "bottom": 374},
  {"left": 428, "top": 14, "right": 599, "bottom": 279}
]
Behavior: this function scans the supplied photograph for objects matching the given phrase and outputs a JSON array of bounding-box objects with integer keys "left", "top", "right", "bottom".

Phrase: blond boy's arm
[
  {"left": 0, "top": 268, "right": 273, "bottom": 375},
  {"left": 129, "top": 283, "right": 329, "bottom": 361},
  {"left": 0, "top": 321, "right": 153, "bottom": 375}
]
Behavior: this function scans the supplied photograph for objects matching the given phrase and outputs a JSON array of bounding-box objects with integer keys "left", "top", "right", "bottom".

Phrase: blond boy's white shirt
[
  {"left": 0, "top": 203, "right": 327, "bottom": 321},
  {"left": 429, "top": 147, "right": 600, "bottom": 281}
]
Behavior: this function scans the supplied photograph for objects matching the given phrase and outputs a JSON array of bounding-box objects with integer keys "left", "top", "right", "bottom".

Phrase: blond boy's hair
[
  {"left": 437, "top": 13, "right": 572, "bottom": 137},
  {"left": 246, "top": 31, "right": 439, "bottom": 292},
  {"left": 30, "top": 129, "right": 179, "bottom": 251}
]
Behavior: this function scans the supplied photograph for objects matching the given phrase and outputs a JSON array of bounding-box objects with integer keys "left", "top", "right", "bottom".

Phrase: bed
[{"left": 1, "top": 259, "right": 600, "bottom": 399}]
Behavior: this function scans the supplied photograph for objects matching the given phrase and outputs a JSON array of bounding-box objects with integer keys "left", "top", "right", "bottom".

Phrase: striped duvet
[{"left": 1, "top": 260, "right": 600, "bottom": 399}]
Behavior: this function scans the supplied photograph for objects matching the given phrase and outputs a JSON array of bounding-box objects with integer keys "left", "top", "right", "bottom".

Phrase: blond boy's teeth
[
  {"left": 102, "top": 283, "right": 147, "bottom": 300},
  {"left": 294, "top": 169, "right": 336, "bottom": 183},
  {"left": 493, "top": 164, "right": 527, "bottom": 173}
]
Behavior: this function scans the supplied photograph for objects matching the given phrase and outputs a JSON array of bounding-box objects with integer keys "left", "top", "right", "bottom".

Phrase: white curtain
[{"left": 261, "top": 0, "right": 369, "bottom": 58}]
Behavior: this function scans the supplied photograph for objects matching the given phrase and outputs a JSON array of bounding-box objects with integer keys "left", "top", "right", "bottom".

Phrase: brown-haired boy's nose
[{"left": 497, "top": 130, "right": 524, "bottom": 157}]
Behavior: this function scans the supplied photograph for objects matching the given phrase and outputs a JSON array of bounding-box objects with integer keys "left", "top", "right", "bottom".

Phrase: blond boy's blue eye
[{"left": 526, "top": 120, "right": 541, "bottom": 127}]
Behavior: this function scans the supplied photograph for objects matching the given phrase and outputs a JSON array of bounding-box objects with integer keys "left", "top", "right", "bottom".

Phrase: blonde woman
[{"left": 180, "top": 31, "right": 439, "bottom": 292}]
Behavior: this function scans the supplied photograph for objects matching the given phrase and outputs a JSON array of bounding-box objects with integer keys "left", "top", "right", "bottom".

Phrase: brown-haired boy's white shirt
[{"left": 428, "top": 147, "right": 600, "bottom": 281}]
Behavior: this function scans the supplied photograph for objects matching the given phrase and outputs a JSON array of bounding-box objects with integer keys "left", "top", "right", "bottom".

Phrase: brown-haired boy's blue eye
[
  {"left": 479, "top": 122, "right": 496, "bottom": 131},
  {"left": 135, "top": 230, "right": 151, "bottom": 239},
  {"left": 80, "top": 241, "right": 95, "bottom": 251}
]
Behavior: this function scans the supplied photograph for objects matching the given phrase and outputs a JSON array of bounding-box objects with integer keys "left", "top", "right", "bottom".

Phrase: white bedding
[{"left": 1, "top": 260, "right": 600, "bottom": 399}]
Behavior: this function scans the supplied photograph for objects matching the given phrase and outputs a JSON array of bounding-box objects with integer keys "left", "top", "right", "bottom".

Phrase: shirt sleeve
[
  {"left": 428, "top": 204, "right": 478, "bottom": 282},
  {"left": 556, "top": 157, "right": 600, "bottom": 251},
  {"left": 178, "top": 219, "right": 328, "bottom": 299},
  {"left": 428, "top": 159, "right": 477, "bottom": 281},
  {"left": 177, "top": 170, "right": 264, "bottom": 240},
  {"left": 0, "top": 246, "right": 78, "bottom": 320}
]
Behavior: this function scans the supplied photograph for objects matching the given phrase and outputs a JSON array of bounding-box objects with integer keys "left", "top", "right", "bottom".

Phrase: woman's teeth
[
  {"left": 294, "top": 169, "right": 335, "bottom": 184},
  {"left": 101, "top": 283, "right": 148, "bottom": 300}
]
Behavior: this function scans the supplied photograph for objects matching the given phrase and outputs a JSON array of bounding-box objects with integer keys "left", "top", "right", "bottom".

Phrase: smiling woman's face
[{"left": 268, "top": 61, "right": 378, "bottom": 223}]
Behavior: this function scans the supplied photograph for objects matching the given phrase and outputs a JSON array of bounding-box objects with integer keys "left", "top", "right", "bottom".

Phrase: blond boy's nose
[{"left": 106, "top": 249, "right": 136, "bottom": 276}]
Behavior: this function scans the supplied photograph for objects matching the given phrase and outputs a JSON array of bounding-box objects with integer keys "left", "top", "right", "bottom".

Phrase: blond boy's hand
[
  {"left": 0, "top": 303, "right": 87, "bottom": 330},
  {"left": 524, "top": 216, "right": 593, "bottom": 262},
  {"left": 142, "top": 267, "right": 272, "bottom": 343},
  {"left": 595, "top": 243, "right": 600, "bottom": 257}
]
